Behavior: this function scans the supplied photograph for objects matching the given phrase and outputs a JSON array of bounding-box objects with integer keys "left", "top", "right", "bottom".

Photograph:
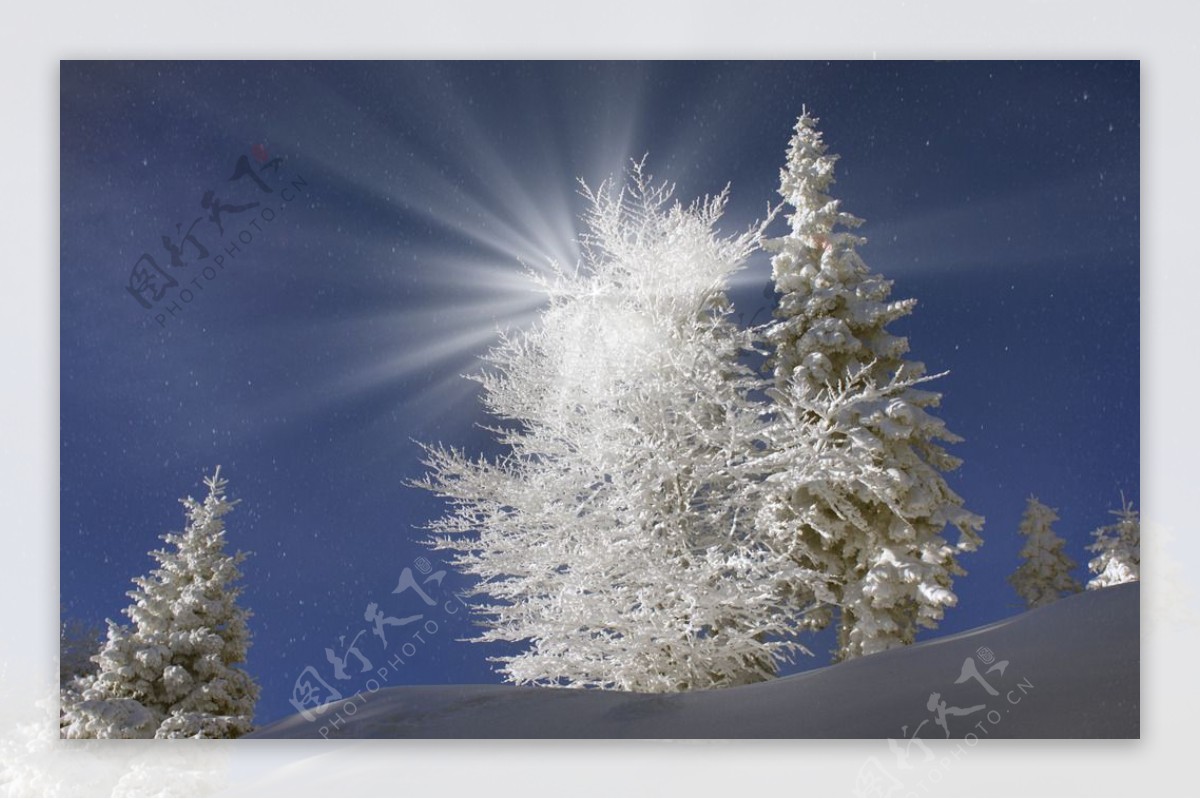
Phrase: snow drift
[{"left": 251, "top": 583, "right": 1137, "bottom": 739}]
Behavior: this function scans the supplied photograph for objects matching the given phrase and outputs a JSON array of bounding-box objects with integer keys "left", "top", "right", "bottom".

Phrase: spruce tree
[
  {"left": 61, "top": 468, "right": 258, "bottom": 738},
  {"left": 1008, "top": 496, "right": 1082, "bottom": 608},
  {"left": 1086, "top": 495, "right": 1140, "bottom": 589},
  {"left": 760, "top": 111, "right": 984, "bottom": 661}
]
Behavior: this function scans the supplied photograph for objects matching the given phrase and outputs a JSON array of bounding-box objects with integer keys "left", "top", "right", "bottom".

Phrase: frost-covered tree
[
  {"left": 759, "top": 111, "right": 984, "bottom": 661},
  {"left": 59, "top": 613, "right": 103, "bottom": 687},
  {"left": 1087, "top": 496, "right": 1140, "bottom": 589},
  {"left": 61, "top": 468, "right": 259, "bottom": 738},
  {"left": 1007, "top": 496, "right": 1082, "bottom": 608},
  {"left": 419, "top": 164, "right": 823, "bottom": 692}
]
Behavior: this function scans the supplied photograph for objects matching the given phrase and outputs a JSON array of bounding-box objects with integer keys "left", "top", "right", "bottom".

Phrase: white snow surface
[{"left": 251, "top": 583, "right": 1137, "bottom": 739}]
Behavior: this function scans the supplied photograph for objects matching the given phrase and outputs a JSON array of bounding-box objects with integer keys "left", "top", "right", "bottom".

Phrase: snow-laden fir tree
[
  {"left": 1086, "top": 495, "right": 1140, "bottom": 589},
  {"left": 61, "top": 468, "right": 259, "bottom": 738},
  {"left": 1007, "top": 496, "right": 1082, "bottom": 608},
  {"left": 758, "top": 111, "right": 984, "bottom": 661},
  {"left": 419, "top": 164, "right": 829, "bottom": 692}
]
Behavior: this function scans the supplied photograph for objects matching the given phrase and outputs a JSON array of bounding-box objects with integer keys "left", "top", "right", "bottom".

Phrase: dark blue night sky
[{"left": 60, "top": 61, "right": 1139, "bottom": 726}]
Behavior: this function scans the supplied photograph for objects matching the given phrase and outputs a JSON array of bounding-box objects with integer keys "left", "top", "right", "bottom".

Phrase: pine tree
[
  {"left": 1008, "top": 496, "right": 1082, "bottom": 608},
  {"left": 61, "top": 468, "right": 259, "bottom": 738},
  {"left": 418, "top": 164, "right": 818, "bottom": 692},
  {"left": 1086, "top": 495, "right": 1140, "bottom": 589},
  {"left": 760, "top": 111, "right": 984, "bottom": 661}
]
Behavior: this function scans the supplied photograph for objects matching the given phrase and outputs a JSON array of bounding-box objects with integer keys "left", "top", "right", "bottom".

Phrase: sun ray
[{"left": 246, "top": 65, "right": 783, "bottom": 436}]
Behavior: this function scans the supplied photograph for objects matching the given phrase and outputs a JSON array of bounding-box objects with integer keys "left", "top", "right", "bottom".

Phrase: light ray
[{"left": 248, "top": 66, "right": 784, "bottom": 435}]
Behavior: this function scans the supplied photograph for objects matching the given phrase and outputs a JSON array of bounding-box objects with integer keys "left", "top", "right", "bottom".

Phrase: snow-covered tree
[
  {"left": 418, "top": 164, "right": 823, "bottom": 692},
  {"left": 1007, "top": 496, "right": 1082, "bottom": 608},
  {"left": 59, "top": 612, "right": 103, "bottom": 687},
  {"left": 1087, "top": 495, "right": 1140, "bottom": 589},
  {"left": 61, "top": 468, "right": 259, "bottom": 738},
  {"left": 759, "top": 110, "right": 984, "bottom": 661}
]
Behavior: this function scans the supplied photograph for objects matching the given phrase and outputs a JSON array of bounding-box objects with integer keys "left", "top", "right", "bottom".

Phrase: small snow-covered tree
[
  {"left": 59, "top": 613, "right": 103, "bottom": 687},
  {"left": 759, "top": 111, "right": 984, "bottom": 661},
  {"left": 1087, "top": 496, "right": 1140, "bottom": 589},
  {"left": 61, "top": 468, "right": 258, "bottom": 738},
  {"left": 419, "top": 164, "right": 822, "bottom": 692},
  {"left": 1007, "top": 496, "right": 1082, "bottom": 608}
]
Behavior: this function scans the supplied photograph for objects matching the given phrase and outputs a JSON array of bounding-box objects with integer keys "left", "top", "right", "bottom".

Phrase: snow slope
[{"left": 251, "top": 583, "right": 1137, "bottom": 739}]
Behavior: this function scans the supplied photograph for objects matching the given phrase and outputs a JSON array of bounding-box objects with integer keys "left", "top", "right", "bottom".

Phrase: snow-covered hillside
[{"left": 251, "top": 583, "right": 1137, "bottom": 739}]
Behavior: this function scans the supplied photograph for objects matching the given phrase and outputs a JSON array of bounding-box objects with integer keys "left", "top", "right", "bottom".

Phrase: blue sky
[{"left": 60, "top": 61, "right": 1138, "bottom": 726}]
